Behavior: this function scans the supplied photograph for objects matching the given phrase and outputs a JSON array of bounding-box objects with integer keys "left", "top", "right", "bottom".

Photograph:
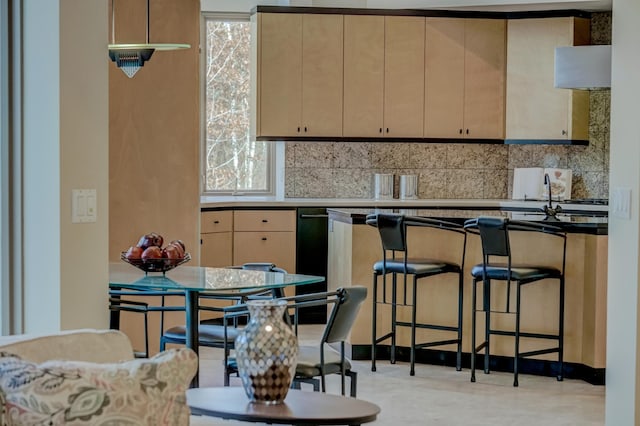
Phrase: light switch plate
[
  {"left": 72, "top": 189, "right": 97, "bottom": 223},
  {"left": 612, "top": 187, "right": 631, "bottom": 220}
]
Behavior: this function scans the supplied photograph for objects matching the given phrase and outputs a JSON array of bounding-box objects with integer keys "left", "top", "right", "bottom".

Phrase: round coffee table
[{"left": 187, "top": 387, "right": 380, "bottom": 425}]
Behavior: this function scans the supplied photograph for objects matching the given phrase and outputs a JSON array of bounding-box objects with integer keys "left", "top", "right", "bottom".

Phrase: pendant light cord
[
  {"left": 111, "top": 0, "right": 115, "bottom": 44},
  {"left": 146, "top": 0, "right": 150, "bottom": 44},
  {"left": 111, "top": 0, "right": 151, "bottom": 44}
]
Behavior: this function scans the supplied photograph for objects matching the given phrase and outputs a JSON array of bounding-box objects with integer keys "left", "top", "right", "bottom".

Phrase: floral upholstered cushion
[{"left": 0, "top": 348, "right": 197, "bottom": 425}]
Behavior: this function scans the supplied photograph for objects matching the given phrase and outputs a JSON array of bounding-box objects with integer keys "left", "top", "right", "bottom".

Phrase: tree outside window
[{"left": 203, "top": 16, "right": 270, "bottom": 194}]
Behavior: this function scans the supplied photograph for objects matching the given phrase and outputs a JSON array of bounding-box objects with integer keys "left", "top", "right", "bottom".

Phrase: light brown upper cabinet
[
  {"left": 425, "top": 18, "right": 506, "bottom": 139},
  {"left": 256, "top": 13, "right": 343, "bottom": 138},
  {"left": 343, "top": 15, "right": 384, "bottom": 137},
  {"left": 384, "top": 16, "right": 425, "bottom": 138},
  {"left": 343, "top": 15, "right": 424, "bottom": 138},
  {"left": 506, "top": 17, "right": 590, "bottom": 140}
]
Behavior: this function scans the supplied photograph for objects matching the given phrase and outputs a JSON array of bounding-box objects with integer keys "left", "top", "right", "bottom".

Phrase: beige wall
[
  {"left": 59, "top": 0, "right": 110, "bottom": 330},
  {"left": 109, "top": 0, "right": 201, "bottom": 264}
]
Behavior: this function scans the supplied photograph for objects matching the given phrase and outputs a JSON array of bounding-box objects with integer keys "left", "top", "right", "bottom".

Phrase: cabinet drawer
[
  {"left": 201, "top": 211, "right": 233, "bottom": 233},
  {"left": 233, "top": 231, "right": 296, "bottom": 274},
  {"left": 234, "top": 210, "right": 296, "bottom": 232}
]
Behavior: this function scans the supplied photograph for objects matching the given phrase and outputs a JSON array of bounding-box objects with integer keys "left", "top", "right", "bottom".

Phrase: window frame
[{"left": 200, "top": 12, "right": 275, "bottom": 197}]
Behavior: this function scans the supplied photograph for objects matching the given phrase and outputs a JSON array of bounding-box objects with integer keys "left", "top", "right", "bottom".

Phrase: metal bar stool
[
  {"left": 366, "top": 213, "right": 466, "bottom": 376},
  {"left": 464, "top": 216, "right": 567, "bottom": 387}
]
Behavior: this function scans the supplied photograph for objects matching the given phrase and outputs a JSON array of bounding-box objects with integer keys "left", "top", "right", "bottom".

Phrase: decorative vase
[{"left": 234, "top": 299, "right": 298, "bottom": 405}]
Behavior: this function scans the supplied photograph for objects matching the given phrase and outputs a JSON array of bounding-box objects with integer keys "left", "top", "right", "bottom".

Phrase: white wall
[
  {"left": 0, "top": 0, "right": 9, "bottom": 334},
  {"left": 22, "top": 0, "right": 61, "bottom": 332},
  {"left": 605, "top": 0, "right": 640, "bottom": 424}
]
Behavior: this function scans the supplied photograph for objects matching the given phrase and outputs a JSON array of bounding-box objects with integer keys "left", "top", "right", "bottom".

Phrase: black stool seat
[
  {"left": 471, "top": 264, "right": 561, "bottom": 282},
  {"left": 374, "top": 259, "right": 460, "bottom": 276}
]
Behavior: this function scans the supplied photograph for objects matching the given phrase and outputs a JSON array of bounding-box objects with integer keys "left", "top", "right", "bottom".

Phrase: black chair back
[
  {"left": 374, "top": 214, "right": 407, "bottom": 252},
  {"left": 324, "top": 286, "right": 367, "bottom": 345},
  {"left": 477, "top": 216, "right": 511, "bottom": 258}
]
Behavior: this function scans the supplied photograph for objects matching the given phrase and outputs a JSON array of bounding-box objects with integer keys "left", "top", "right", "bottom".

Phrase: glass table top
[{"left": 109, "top": 263, "right": 324, "bottom": 293}]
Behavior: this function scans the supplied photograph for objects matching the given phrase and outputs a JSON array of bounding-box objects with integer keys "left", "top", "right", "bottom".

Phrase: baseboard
[{"left": 351, "top": 345, "right": 605, "bottom": 386}]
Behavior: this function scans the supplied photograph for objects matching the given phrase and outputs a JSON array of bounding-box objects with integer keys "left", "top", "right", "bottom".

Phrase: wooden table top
[{"left": 186, "top": 387, "right": 380, "bottom": 425}]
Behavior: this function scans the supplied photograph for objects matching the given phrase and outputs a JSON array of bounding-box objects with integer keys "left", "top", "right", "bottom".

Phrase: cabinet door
[
  {"left": 384, "top": 16, "right": 425, "bottom": 138},
  {"left": 200, "top": 232, "right": 233, "bottom": 267},
  {"left": 343, "top": 15, "right": 384, "bottom": 137},
  {"left": 233, "top": 231, "right": 296, "bottom": 274},
  {"left": 258, "top": 13, "right": 302, "bottom": 137},
  {"left": 463, "top": 19, "right": 506, "bottom": 139},
  {"left": 425, "top": 18, "right": 465, "bottom": 138},
  {"left": 301, "top": 14, "right": 344, "bottom": 137},
  {"left": 506, "top": 17, "right": 590, "bottom": 140}
]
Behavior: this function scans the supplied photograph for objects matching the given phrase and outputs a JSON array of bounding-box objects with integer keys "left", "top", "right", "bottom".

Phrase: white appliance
[{"left": 512, "top": 168, "right": 572, "bottom": 201}]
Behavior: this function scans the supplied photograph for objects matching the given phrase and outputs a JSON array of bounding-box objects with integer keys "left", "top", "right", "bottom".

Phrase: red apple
[
  {"left": 163, "top": 244, "right": 182, "bottom": 260},
  {"left": 137, "top": 232, "right": 164, "bottom": 250},
  {"left": 170, "top": 239, "right": 186, "bottom": 253},
  {"left": 125, "top": 246, "right": 143, "bottom": 260},
  {"left": 152, "top": 232, "right": 164, "bottom": 248},
  {"left": 141, "top": 246, "right": 163, "bottom": 260}
]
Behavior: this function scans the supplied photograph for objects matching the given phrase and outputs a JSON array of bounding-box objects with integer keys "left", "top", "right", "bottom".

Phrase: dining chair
[
  {"left": 159, "top": 263, "right": 287, "bottom": 385},
  {"left": 291, "top": 286, "right": 367, "bottom": 397},
  {"left": 464, "top": 216, "right": 567, "bottom": 387},
  {"left": 108, "top": 289, "right": 185, "bottom": 358}
]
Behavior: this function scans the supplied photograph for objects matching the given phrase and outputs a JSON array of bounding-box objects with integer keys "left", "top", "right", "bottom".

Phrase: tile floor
[{"left": 191, "top": 325, "right": 605, "bottom": 426}]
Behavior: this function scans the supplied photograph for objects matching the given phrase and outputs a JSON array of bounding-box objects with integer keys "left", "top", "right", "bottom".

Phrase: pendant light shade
[{"left": 109, "top": 0, "right": 190, "bottom": 78}]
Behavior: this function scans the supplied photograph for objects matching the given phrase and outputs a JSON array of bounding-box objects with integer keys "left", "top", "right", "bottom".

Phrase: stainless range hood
[{"left": 554, "top": 45, "right": 611, "bottom": 90}]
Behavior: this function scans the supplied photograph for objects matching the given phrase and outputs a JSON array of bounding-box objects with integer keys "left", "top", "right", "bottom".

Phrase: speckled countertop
[{"left": 201, "top": 196, "right": 609, "bottom": 214}]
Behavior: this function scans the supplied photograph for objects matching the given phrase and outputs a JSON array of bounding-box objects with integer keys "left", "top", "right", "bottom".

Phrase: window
[{"left": 202, "top": 14, "right": 272, "bottom": 195}]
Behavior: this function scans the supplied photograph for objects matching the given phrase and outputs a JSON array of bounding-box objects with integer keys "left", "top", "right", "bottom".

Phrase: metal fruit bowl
[{"left": 121, "top": 252, "right": 191, "bottom": 274}]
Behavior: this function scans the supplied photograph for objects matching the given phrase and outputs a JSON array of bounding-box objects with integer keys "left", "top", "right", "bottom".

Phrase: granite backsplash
[{"left": 284, "top": 13, "right": 611, "bottom": 201}]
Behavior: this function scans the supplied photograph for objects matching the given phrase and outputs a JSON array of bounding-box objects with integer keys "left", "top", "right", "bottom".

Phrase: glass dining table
[{"left": 109, "top": 263, "right": 324, "bottom": 387}]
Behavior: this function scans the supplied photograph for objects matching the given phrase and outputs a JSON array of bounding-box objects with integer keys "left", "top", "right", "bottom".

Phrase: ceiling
[
  {"left": 202, "top": 0, "right": 612, "bottom": 14},
  {"left": 363, "top": 0, "right": 611, "bottom": 11}
]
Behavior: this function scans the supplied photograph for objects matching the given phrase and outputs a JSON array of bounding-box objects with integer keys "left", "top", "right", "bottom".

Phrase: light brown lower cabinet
[
  {"left": 200, "top": 209, "right": 296, "bottom": 272},
  {"left": 200, "top": 210, "right": 233, "bottom": 267},
  {"left": 200, "top": 232, "right": 233, "bottom": 267}
]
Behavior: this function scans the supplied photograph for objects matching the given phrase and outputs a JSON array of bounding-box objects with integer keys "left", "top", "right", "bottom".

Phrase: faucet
[{"left": 542, "top": 173, "right": 562, "bottom": 221}]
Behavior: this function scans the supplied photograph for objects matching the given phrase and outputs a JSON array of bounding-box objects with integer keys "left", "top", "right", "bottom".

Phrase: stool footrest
[
  {"left": 490, "top": 329, "right": 560, "bottom": 340},
  {"left": 375, "top": 301, "right": 412, "bottom": 307},
  {"left": 415, "top": 338, "right": 460, "bottom": 350},
  {"left": 475, "top": 341, "right": 488, "bottom": 352},
  {"left": 520, "top": 347, "right": 560, "bottom": 358},
  {"left": 374, "top": 332, "right": 394, "bottom": 345},
  {"left": 396, "top": 321, "right": 459, "bottom": 332}
]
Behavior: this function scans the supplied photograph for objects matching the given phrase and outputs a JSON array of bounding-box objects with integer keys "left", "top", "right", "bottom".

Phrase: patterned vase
[{"left": 235, "top": 299, "right": 298, "bottom": 405}]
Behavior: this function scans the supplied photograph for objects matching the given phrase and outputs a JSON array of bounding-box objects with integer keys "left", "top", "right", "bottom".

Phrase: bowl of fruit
[{"left": 122, "top": 232, "right": 190, "bottom": 274}]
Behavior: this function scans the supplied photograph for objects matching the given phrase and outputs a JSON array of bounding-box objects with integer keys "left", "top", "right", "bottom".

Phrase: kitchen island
[{"left": 327, "top": 207, "right": 608, "bottom": 384}]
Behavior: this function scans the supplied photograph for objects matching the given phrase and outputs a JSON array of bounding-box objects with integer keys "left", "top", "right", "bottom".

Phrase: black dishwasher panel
[{"left": 295, "top": 207, "right": 329, "bottom": 324}]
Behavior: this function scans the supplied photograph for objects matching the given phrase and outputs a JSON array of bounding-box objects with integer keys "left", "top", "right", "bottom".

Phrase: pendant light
[{"left": 109, "top": 0, "right": 190, "bottom": 78}]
